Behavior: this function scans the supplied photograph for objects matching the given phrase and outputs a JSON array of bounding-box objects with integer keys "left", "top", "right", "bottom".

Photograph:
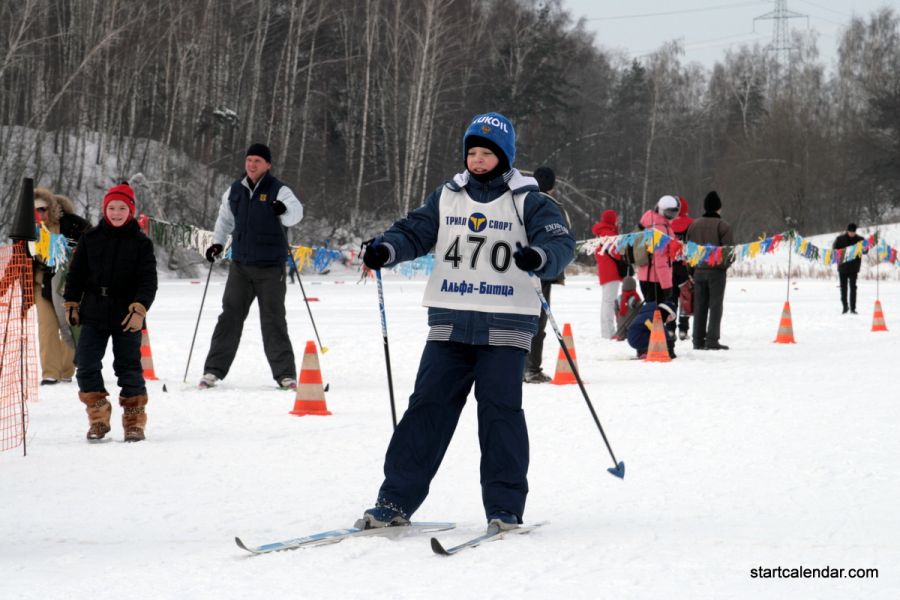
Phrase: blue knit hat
[{"left": 463, "top": 112, "right": 516, "bottom": 167}]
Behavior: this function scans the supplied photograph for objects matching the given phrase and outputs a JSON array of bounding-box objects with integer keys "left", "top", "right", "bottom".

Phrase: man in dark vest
[
  {"left": 200, "top": 143, "right": 304, "bottom": 389},
  {"left": 832, "top": 223, "right": 866, "bottom": 314}
]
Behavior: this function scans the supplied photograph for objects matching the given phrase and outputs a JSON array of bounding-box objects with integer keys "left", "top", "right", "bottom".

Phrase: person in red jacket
[
  {"left": 592, "top": 210, "right": 623, "bottom": 338},
  {"left": 670, "top": 197, "right": 694, "bottom": 340},
  {"left": 63, "top": 183, "right": 158, "bottom": 442}
]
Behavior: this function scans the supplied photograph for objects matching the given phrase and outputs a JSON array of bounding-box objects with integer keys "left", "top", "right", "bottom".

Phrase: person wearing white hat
[{"left": 635, "top": 195, "right": 679, "bottom": 305}]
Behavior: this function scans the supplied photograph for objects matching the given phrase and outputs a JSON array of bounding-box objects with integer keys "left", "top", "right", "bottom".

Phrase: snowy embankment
[{"left": 2, "top": 272, "right": 899, "bottom": 600}]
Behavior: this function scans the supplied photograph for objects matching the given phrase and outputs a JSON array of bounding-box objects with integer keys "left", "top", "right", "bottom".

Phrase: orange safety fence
[{"left": 0, "top": 243, "right": 38, "bottom": 453}]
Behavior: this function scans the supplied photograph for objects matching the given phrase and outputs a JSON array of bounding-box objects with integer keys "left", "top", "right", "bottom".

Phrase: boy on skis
[
  {"left": 359, "top": 112, "right": 574, "bottom": 532},
  {"left": 64, "top": 183, "right": 158, "bottom": 442}
]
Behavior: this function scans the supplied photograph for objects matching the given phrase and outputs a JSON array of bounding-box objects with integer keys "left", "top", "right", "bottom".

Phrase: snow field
[{"left": 2, "top": 274, "right": 898, "bottom": 599}]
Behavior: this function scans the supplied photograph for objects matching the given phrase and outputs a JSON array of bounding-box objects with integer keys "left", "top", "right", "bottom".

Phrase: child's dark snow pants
[
  {"left": 75, "top": 323, "right": 145, "bottom": 396},
  {"left": 377, "top": 341, "right": 529, "bottom": 522}
]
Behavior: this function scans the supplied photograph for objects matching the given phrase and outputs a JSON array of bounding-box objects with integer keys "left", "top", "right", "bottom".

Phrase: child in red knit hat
[{"left": 63, "top": 182, "right": 157, "bottom": 442}]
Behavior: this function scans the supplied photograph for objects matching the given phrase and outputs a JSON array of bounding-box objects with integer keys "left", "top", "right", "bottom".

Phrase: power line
[
  {"left": 792, "top": 0, "right": 850, "bottom": 27},
  {"left": 793, "top": 0, "right": 851, "bottom": 18},
  {"left": 585, "top": 1, "right": 765, "bottom": 21},
  {"left": 630, "top": 31, "right": 769, "bottom": 58},
  {"left": 685, "top": 30, "right": 769, "bottom": 48}
]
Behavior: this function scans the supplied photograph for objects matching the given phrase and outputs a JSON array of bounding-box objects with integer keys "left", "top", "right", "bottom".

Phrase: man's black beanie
[
  {"left": 703, "top": 191, "right": 722, "bottom": 213},
  {"left": 246, "top": 143, "right": 272, "bottom": 163}
]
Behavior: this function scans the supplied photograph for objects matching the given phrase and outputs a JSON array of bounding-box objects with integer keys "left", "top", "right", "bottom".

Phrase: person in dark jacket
[
  {"left": 523, "top": 165, "right": 571, "bottom": 383},
  {"left": 63, "top": 183, "right": 157, "bottom": 442},
  {"left": 32, "top": 187, "right": 89, "bottom": 384},
  {"left": 833, "top": 223, "right": 866, "bottom": 314},
  {"left": 626, "top": 301, "right": 676, "bottom": 359},
  {"left": 685, "top": 191, "right": 734, "bottom": 350},
  {"left": 200, "top": 143, "right": 304, "bottom": 390},
  {"left": 358, "top": 112, "right": 575, "bottom": 534}
]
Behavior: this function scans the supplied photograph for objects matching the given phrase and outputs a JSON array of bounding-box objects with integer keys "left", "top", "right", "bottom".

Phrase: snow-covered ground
[{"left": 3, "top": 272, "right": 899, "bottom": 600}]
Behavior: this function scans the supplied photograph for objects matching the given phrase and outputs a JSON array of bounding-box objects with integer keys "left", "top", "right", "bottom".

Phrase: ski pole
[
  {"left": 375, "top": 268, "right": 398, "bottom": 430},
  {"left": 523, "top": 265, "right": 625, "bottom": 479},
  {"left": 286, "top": 248, "right": 328, "bottom": 354},
  {"left": 183, "top": 259, "right": 215, "bottom": 383}
]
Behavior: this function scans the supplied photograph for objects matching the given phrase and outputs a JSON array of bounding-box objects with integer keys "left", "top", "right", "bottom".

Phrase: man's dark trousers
[
  {"left": 839, "top": 272, "right": 858, "bottom": 312},
  {"left": 692, "top": 268, "right": 727, "bottom": 346},
  {"left": 204, "top": 262, "right": 296, "bottom": 381}
]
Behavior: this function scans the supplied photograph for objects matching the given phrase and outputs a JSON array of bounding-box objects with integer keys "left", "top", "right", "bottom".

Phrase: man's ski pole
[
  {"left": 525, "top": 270, "right": 625, "bottom": 479},
  {"left": 287, "top": 248, "right": 328, "bottom": 354},
  {"left": 183, "top": 259, "right": 215, "bottom": 383}
]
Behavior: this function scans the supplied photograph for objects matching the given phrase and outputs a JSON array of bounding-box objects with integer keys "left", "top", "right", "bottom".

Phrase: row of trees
[{"left": 1, "top": 0, "right": 898, "bottom": 243}]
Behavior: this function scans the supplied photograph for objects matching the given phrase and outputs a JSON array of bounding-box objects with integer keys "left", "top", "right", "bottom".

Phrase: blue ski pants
[{"left": 377, "top": 341, "right": 530, "bottom": 522}]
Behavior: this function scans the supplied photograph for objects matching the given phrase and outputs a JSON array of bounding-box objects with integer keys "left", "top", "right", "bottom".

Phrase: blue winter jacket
[
  {"left": 626, "top": 301, "right": 674, "bottom": 352},
  {"left": 378, "top": 169, "right": 575, "bottom": 349}
]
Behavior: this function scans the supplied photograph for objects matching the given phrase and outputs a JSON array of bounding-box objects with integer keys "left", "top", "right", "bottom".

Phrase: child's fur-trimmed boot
[
  {"left": 120, "top": 394, "right": 148, "bottom": 442},
  {"left": 79, "top": 391, "right": 111, "bottom": 441}
]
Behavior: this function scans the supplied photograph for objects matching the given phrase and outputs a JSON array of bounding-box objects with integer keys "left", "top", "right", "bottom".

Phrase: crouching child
[
  {"left": 626, "top": 301, "right": 676, "bottom": 359},
  {"left": 63, "top": 183, "right": 158, "bottom": 442}
]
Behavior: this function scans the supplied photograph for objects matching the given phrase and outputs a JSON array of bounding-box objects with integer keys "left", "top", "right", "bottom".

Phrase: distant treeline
[{"left": 1, "top": 0, "right": 898, "bottom": 241}]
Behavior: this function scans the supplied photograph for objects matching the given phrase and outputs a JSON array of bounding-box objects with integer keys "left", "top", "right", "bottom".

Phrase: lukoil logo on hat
[
  {"left": 471, "top": 114, "right": 510, "bottom": 133},
  {"left": 463, "top": 112, "right": 516, "bottom": 166}
]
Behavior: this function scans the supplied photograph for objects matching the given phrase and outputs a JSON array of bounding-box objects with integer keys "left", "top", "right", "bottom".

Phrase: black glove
[
  {"left": 513, "top": 243, "right": 542, "bottom": 272},
  {"left": 272, "top": 200, "right": 287, "bottom": 216},
  {"left": 363, "top": 242, "right": 390, "bottom": 270},
  {"left": 205, "top": 243, "right": 223, "bottom": 263}
]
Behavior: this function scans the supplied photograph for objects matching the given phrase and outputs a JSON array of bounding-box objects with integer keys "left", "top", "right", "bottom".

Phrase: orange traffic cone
[
  {"left": 871, "top": 300, "right": 888, "bottom": 332},
  {"left": 290, "top": 341, "right": 332, "bottom": 416},
  {"left": 774, "top": 301, "right": 796, "bottom": 344},
  {"left": 550, "top": 323, "right": 580, "bottom": 385},
  {"left": 644, "top": 309, "right": 671, "bottom": 363},
  {"left": 140, "top": 328, "right": 158, "bottom": 380}
]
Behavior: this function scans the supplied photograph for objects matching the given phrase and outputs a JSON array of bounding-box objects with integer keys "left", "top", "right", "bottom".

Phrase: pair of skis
[{"left": 235, "top": 521, "right": 545, "bottom": 557}]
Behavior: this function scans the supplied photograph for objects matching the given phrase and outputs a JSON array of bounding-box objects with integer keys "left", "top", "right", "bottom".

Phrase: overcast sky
[{"left": 562, "top": 0, "right": 895, "bottom": 70}]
